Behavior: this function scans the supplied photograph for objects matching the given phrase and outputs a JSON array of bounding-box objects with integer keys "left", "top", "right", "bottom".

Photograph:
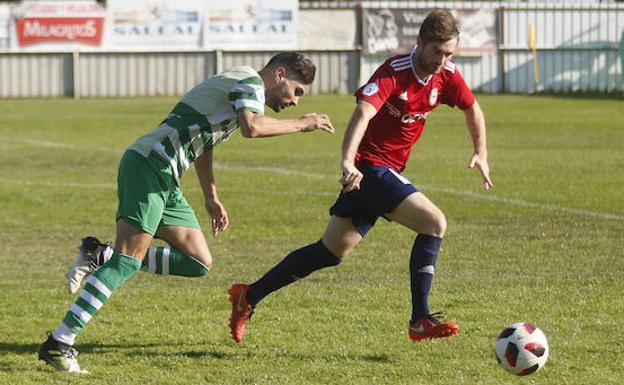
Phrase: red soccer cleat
[
  {"left": 228, "top": 284, "right": 253, "bottom": 343},
  {"left": 409, "top": 312, "right": 460, "bottom": 342}
]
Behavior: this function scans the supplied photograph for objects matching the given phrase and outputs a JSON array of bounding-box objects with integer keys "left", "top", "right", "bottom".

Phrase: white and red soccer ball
[{"left": 495, "top": 322, "right": 549, "bottom": 376}]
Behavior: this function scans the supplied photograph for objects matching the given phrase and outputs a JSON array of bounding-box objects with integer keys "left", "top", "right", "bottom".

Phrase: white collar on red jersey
[{"left": 410, "top": 47, "right": 433, "bottom": 86}]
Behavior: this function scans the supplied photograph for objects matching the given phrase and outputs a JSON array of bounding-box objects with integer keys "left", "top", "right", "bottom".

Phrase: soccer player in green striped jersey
[{"left": 38, "top": 52, "right": 335, "bottom": 374}]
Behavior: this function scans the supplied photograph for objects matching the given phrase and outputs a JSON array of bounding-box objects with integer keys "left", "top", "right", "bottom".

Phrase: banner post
[
  {"left": 72, "top": 51, "right": 80, "bottom": 99},
  {"left": 528, "top": 21, "right": 539, "bottom": 94},
  {"left": 620, "top": 31, "right": 624, "bottom": 86}
]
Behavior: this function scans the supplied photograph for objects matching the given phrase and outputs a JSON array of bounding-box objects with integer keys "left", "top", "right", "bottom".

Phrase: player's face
[
  {"left": 265, "top": 68, "right": 309, "bottom": 113},
  {"left": 415, "top": 37, "right": 458, "bottom": 75}
]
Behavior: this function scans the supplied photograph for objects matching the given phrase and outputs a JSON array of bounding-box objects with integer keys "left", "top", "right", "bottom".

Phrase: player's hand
[
  {"left": 468, "top": 153, "right": 493, "bottom": 190},
  {"left": 300, "top": 113, "right": 335, "bottom": 134},
  {"left": 205, "top": 198, "right": 229, "bottom": 237},
  {"left": 340, "top": 161, "right": 363, "bottom": 193}
]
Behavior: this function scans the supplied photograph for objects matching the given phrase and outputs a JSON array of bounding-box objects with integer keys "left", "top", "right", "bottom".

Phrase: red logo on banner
[{"left": 15, "top": 17, "right": 104, "bottom": 46}]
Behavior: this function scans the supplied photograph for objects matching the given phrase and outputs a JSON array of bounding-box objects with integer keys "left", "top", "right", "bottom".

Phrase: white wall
[{"left": 0, "top": 3, "right": 623, "bottom": 97}]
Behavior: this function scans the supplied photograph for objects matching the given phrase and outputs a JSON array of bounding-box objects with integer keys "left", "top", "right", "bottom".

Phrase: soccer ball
[{"left": 495, "top": 322, "right": 549, "bottom": 376}]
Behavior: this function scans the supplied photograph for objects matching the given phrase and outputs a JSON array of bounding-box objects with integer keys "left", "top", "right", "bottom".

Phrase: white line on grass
[
  {"left": 214, "top": 164, "right": 328, "bottom": 180},
  {"left": 5, "top": 174, "right": 623, "bottom": 222},
  {"left": 213, "top": 166, "right": 624, "bottom": 221},
  {"left": 0, "top": 135, "right": 76, "bottom": 149},
  {"left": 7, "top": 179, "right": 116, "bottom": 189},
  {"left": 2, "top": 136, "right": 622, "bottom": 221},
  {"left": 420, "top": 186, "right": 624, "bottom": 221}
]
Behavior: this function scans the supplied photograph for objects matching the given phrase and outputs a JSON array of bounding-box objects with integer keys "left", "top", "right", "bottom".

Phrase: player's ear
[{"left": 274, "top": 66, "right": 287, "bottom": 82}]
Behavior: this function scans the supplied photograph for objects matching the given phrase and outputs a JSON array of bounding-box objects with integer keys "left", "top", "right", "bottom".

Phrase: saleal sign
[
  {"left": 204, "top": 0, "right": 297, "bottom": 50},
  {"left": 14, "top": 1, "right": 105, "bottom": 47},
  {"left": 107, "top": 0, "right": 203, "bottom": 50}
]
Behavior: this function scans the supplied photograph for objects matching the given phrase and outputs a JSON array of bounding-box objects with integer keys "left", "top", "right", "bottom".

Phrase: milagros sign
[
  {"left": 16, "top": 18, "right": 102, "bottom": 45},
  {"left": 14, "top": 1, "right": 105, "bottom": 48}
]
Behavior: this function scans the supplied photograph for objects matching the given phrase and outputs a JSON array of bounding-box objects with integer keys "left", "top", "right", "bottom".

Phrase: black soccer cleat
[
  {"left": 38, "top": 334, "right": 88, "bottom": 374},
  {"left": 67, "top": 236, "right": 113, "bottom": 294}
]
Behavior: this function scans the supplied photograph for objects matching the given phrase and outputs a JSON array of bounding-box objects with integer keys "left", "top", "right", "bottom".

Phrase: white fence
[
  {"left": 501, "top": 6, "right": 624, "bottom": 92},
  {"left": 0, "top": 2, "right": 623, "bottom": 97},
  {"left": 356, "top": 2, "right": 624, "bottom": 94},
  {"left": 0, "top": 50, "right": 360, "bottom": 97}
]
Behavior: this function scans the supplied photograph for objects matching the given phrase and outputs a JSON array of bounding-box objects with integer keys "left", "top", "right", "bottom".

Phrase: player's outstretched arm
[
  {"left": 462, "top": 100, "right": 493, "bottom": 190},
  {"left": 237, "top": 110, "right": 334, "bottom": 138},
  {"left": 194, "top": 150, "right": 229, "bottom": 236},
  {"left": 340, "top": 100, "right": 377, "bottom": 192}
]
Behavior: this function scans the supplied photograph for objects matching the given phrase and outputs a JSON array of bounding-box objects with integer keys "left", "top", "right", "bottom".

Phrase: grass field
[{"left": 0, "top": 94, "right": 623, "bottom": 385}]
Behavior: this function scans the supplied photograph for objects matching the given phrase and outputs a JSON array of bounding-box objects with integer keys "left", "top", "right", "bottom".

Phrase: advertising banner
[
  {"left": 13, "top": 1, "right": 105, "bottom": 49},
  {"left": 107, "top": 0, "right": 203, "bottom": 50},
  {"left": 363, "top": 8, "right": 428, "bottom": 56},
  {"left": 455, "top": 9, "right": 497, "bottom": 56},
  {"left": 298, "top": 10, "right": 357, "bottom": 50},
  {"left": 363, "top": 8, "right": 496, "bottom": 57},
  {"left": 204, "top": 0, "right": 297, "bottom": 50},
  {"left": 0, "top": 4, "right": 10, "bottom": 50}
]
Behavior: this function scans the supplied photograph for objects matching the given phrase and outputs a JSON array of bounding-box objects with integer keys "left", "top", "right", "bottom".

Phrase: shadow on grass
[
  {"left": 123, "top": 347, "right": 391, "bottom": 363},
  {"left": 0, "top": 341, "right": 162, "bottom": 356},
  {"left": 281, "top": 351, "right": 392, "bottom": 363},
  {"left": 0, "top": 341, "right": 392, "bottom": 370},
  {"left": 0, "top": 342, "right": 41, "bottom": 355}
]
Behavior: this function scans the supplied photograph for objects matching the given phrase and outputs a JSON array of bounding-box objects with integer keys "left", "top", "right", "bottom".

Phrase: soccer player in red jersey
[{"left": 229, "top": 9, "right": 493, "bottom": 343}]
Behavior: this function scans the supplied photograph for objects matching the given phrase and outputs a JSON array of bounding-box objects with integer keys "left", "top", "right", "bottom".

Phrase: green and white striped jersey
[{"left": 129, "top": 66, "right": 265, "bottom": 184}]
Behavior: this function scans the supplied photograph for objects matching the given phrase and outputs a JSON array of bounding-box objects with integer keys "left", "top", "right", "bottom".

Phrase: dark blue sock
[
  {"left": 247, "top": 240, "right": 341, "bottom": 307},
  {"left": 410, "top": 234, "right": 442, "bottom": 322}
]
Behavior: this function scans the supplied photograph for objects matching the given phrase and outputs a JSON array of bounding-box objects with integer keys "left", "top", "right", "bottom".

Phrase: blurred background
[{"left": 0, "top": 0, "right": 623, "bottom": 98}]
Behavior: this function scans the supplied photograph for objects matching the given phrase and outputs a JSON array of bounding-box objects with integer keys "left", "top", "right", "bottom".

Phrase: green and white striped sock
[
  {"left": 53, "top": 253, "right": 141, "bottom": 345},
  {"left": 141, "top": 246, "right": 209, "bottom": 277}
]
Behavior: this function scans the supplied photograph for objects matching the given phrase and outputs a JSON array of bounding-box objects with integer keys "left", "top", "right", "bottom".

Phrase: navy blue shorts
[{"left": 329, "top": 164, "right": 418, "bottom": 236}]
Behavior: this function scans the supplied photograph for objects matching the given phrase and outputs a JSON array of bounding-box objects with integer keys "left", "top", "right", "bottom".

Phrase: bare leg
[
  {"left": 115, "top": 219, "right": 154, "bottom": 260},
  {"left": 155, "top": 225, "right": 213, "bottom": 269}
]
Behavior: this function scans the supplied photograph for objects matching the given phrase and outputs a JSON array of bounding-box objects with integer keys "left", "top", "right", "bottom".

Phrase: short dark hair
[
  {"left": 419, "top": 9, "right": 460, "bottom": 43},
  {"left": 264, "top": 52, "right": 316, "bottom": 85}
]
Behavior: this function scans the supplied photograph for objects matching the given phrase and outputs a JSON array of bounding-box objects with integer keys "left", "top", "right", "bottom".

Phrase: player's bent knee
[
  {"left": 200, "top": 255, "right": 213, "bottom": 270},
  {"left": 195, "top": 265, "right": 210, "bottom": 277},
  {"left": 322, "top": 241, "right": 351, "bottom": 260},
  {"left": 435, "top": 214, "right": 447, "bottom": 237},
  {"left": 192, "top": 249, "right": 213, "bottom": 270},
  {"left": 334, "top": 249, "right": 351, "bottom": 260},
  {"left": 317, "top": 240, "right": 343, "bottom": 266},
  {"left": 321, "top": 230, "right": 361, "bottom": 260},
  {"left": 424, "top": 211, "right": 447, "bottom": 237},
  {"left": 172, "top": 254, "right": 211, "bottom": 277},
  {"left": 195, "top": 254, "right": 212, "bottom": 275},
  {"left": 183, "top": 259, "right": 210, "bottom": 277}
]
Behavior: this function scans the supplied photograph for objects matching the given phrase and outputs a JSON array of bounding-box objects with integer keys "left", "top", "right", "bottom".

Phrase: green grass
[{"left": 0, "top": 94, "right": 623, "bottom": 384}]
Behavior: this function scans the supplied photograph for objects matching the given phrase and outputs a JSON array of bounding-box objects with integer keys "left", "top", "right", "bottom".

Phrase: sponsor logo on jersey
[
  {"left": 401, "top": 111, "right": 430, "bottom": 124},
  {"left": 429, "top": 87, "right": 439, "bottom": 106},
  {"left": 384, "top": 101, "right": 430, "bottom": 124},
  {"left": 362, "top": 82, "right": 379, "bottom": 96}
]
